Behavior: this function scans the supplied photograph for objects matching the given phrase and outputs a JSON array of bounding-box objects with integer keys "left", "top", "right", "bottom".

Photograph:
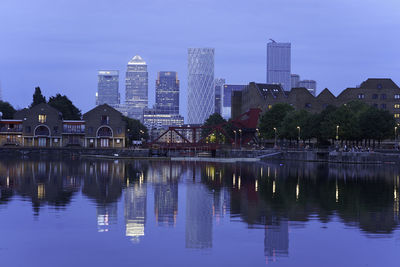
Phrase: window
[
  {"left": 305, "top": 103, "right": 312, "bottom": 108},
  {"left": 377, "top": 83, "right": 382, "bottom": 89},
  {"left": 88, "top": 127, "right": 93, "bottom": 134},
  {"left": 380, "top": 94, "right": 387, "bottom": 100},
  {"left": 268, "top": 105, "right": 272, "bottom": 110},
  {"left": 101, "top": 115, "right": 109, "bottom": 125},
  {"left": 395, "top": 104, "right": 400, "bottom": 109},
  {"left": 117, "top": 127, "right": 122, "bottom": 134},
  {"left": 373, "top": 103, "right": 378, "bottom": 108},
  {"left": 395, "top": 94, "right": 400, "bottom": 99},
  {"left": 372, "top": 94, "right": 378, "bottom": 99},
  {"left": 38, "top": 114, "right": 46, "bottom": 123},
  {"left": 381, "top": 104, "right": 386, "bottom": 109},
  {"left": 53, "top": 126, "right": 58, "bottom": 134},
  {"left": 357, "top": 94, "right": 365, "bottom": 99},
  {"left": 395, "top": 114, "right": 400, "bottom": 118},
  {"left": 25, "top": 126, "right": 31, "bottom": 133}
]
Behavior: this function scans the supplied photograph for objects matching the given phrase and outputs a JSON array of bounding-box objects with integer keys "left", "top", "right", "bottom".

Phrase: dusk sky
[{"left": 0, "top": 0, "right": 399, "bottom": 118}]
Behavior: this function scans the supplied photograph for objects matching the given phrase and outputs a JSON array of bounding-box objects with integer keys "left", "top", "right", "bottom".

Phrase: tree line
[{"left": 259, "top": 102, "right": 396, "bottom": 147}]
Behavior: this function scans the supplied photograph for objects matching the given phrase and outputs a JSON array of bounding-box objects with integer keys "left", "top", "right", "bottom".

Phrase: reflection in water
[
  {"left": 1, "top": 158, "right": 400, "bottom": 263},
  {"left": 125, "top": 181, "right": 146, "bottom": 243}
]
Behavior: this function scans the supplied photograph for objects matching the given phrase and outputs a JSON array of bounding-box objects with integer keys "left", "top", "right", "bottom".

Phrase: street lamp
[
  {"left": 239, "top": 129, "right": 242, "bottom": 149},
  {"left": 336, "top": 125, "right": 339, "bottom": 141},
  {"left": 395, "top": 126, "right": 398, "bottom": 149},
  {"left": 273, "top": 127, "right": 277, "bottom": 148},
  {"left": 296, "top": 126, "right": 301, "bottom": 149},
  {"left": 233, "top": 130, "right": 237, "bottom": 148}
]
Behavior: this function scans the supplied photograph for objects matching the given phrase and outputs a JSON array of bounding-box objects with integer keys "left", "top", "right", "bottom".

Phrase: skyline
[{"left": 0, "top": 0, "right": 399, "bottom": 119}]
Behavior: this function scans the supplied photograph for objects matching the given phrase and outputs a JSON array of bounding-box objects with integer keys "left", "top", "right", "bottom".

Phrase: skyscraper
[
  {"left": 267, "top": 41, "right": 291, "bottom": 91},
  {"left": 299, "top": 80, "right": 317, "bottom": 96},
  {"left": 187, "top": 48, "right": 215, "bottom": 124},
  {"left": 96, "top": 70, "right": 119, "bottom": 107},
  {"left": 155, "top": 71, "right": 179, "bottom": 114},
  {"left": 214, "top": 78, "right": 225, "bottom": 115},
  {"left": 125, "top": 55, "right": 148, "bottom": 120},
  {"left": 291, "top": 74, "right": 300, "bottom": 89}
]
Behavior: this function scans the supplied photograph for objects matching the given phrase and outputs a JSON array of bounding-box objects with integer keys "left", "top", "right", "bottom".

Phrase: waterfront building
[
  {"left": 143, "top": 109, "right": 184, "bottom": 130},
  {"left": 83, "top": 104, "right": 126, "bottom": 148},
  {"left": 222, "top": 84, "right": 245, "bottom": 120},
  {"left": 291, "top": 74, "right": 300, "bottom": 89},
  {"left": 267, "top": 41, "right": 291, "bottom": 91},
  {"left": 232, "top": 78, "right": 400, "bottom": 123},
  {"left": 96, "top": 70, "right": 120, "bottom": 107},
  {"left": 155, "top": 71, "right": 180, "bottom": 114},
  {"left": 299, "top": 80, "right": 317, "bottom": 96},
  {"left": 214, "top": 78, "right": 225, "bottom": 115},
  {"left": 187, "top": 48, "right": 215, "bottom": 124},
  {"left": 125, "top": 55, "right": 148, "bottom": 121}
]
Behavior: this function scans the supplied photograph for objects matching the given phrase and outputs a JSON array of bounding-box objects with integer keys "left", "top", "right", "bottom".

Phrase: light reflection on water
[{"left": 0, "top": 158, "right": 399, "bottom": 266}]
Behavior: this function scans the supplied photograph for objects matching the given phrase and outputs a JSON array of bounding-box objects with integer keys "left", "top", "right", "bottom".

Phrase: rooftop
[{"left": 128, "top": 55, "right": 146, "bottom": 65}]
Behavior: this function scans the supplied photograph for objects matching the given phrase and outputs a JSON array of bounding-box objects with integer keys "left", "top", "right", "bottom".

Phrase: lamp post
[
  {"left": 239, "top": 129, "right": 242, "bottom": 149},
  {"left": 256, "top": 128, "right": 260, "bottom": 147},
  {"left": 395, "top": 126, "right": 398, "bottom": 149},
  {"left": 273, "top": 127, "right": 277, "bottom": 148},
  {"left": 296, "top": 126, "right": 301, "bottom": 149},
  {"left": 233, "top": 130, "right": 237, "bottom": 149},
  {"left": 336, "top": 125, "right": 339, "bottom": 141}
]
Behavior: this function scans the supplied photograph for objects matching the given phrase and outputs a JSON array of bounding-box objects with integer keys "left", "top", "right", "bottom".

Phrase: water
[{"left": 0, "top": 158, "right": 399, "bottom": 266}]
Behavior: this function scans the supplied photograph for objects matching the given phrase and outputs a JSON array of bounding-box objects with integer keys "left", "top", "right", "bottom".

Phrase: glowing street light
[
  {"left": 273, "top": 127, "right": 277, "bottom": 148},
  {"left": 336, "top": 125, "right": 339, "bottom": 141},
  {"left": 296, "top": 126, "right": 301, "bottom": 141}
]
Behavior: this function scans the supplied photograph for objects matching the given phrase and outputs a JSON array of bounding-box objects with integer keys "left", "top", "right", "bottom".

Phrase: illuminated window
[
  {"left": 268, "top": 105, "right": 272, "bottom": 109},
  {"left": 395, "top": 104, "right": 400, "bottom": 109},
  {"left": 38, "top": 114, "right": 46, "bottom": 123},
  {"left": 395, "top": 94, "right": 400, "bottom": 99},
  {"left": 357, "top": 94, "right": 365, "bottom": 99},
  {"left": 395, "top": 114, "right": 400, "bottom": 118}
]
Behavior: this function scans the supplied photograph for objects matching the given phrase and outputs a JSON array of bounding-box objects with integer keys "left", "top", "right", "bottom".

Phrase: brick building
[{"left": 232, "top": 78, "right": 400, "bottom": 122}]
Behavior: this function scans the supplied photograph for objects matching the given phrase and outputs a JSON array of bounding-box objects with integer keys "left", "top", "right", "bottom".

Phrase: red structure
[{"left": 148, "top": 108, "right": 262, "bottom": 151}]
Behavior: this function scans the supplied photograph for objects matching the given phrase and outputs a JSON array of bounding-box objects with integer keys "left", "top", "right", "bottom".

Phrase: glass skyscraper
[
  {"left": 96, "top": 70, "right": 120, "bottom": 107},
  {"left": 267, "top": 41, "right": 291, "bottom": 91},
  {"left": 125, "top": 55, "right": 148, "bottom": 120},
  {"left": 187, "top": 48, "right": 215, "bottom": 124},
  {"left": 155, "top": 71, "right": 179, "bottom": 114},
  {"left": 299, "top": 80, "right": 317, "bottom": 96}
]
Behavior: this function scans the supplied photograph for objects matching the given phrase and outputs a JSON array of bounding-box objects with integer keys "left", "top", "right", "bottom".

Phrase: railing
[
  {"left": 0, "top": 127, "right": 23, "bottom": 133},
  {"left": 62, "top": 129, "right": 85, "bottom": 134}
]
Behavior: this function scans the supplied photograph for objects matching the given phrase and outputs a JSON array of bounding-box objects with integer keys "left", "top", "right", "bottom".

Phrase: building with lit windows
[
  {"left": 125, "top": 55, "right": 148, "bottom": 120},
  {"left": 96, "top": 70, "right": 120, "bottom": 107},
  {"left": 232, "top": 78, "right": 400, "bottom": 123},
  {"left": 155, "top": 71, "right": 180, "bottom": 114},
  {"left": 214, "top": 78, "right": 225, "bottom": 115}
]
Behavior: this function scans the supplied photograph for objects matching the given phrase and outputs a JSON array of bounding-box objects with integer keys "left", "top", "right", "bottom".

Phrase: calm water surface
[{"left": 0, "top": 158, "right": 399, "bottom": 266}]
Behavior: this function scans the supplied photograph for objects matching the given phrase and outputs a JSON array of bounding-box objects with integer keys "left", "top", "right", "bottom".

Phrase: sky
[{"left": 0, "top": 0, "right": 399, "bottom": 119}]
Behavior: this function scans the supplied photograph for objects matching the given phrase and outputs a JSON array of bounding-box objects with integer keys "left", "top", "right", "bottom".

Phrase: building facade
[
  {"left": 187, "top": 48, "right": 215, "bottom": 124},
  {"left": 291, "top": 74, "right": 300, "bottom": 89},
  {"left": 214, "top": 78, "right": 225, "bottom": 115},
  {"left": 125, "top": 55, "right": 148, "bottom": 121},
  {"left": 267, "top": 41, "right": 291, "bottom": 91},
  {"left": 0, "top": 103, "right": 126, "bottom": 148},
  {"left": 299, "top": 80, "right": 317, "bottom": 96},
  {"left": 155, "top": 71, "right": 180, "bottom": 115},
  {"left": 232, "top": 79, "right": 400, "bottom": 123},
  {"left": 83, "top": 104, "right": 126, "bottom": 148},
  {"left": 96, "top": 70, "right": 120, "bottom": 106},
  {"left": 222, "top": 84, "right": 245, "bottom": 120}
]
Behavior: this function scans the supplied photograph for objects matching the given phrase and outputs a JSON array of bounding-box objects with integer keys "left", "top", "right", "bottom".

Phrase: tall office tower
[
  {"left": 291, "top": 74, "right": 300, "bottom": 89},
  {"left": 125, "top": 181, "right": 147, "bottom": 243},
  {"left": 125, "top": 55, "right": 148, "bottom": 120},
  {"left": 214, "top": 78, "right": 225, "bottom": 115},
  {"left": 221, "top": 84, "right": 245, "bottom": 120},
  {"left": 267, "top": 41, "right": 291, "bottom": 91},
  {"left": 155, "top": 71, "right": 180, "bottom": 114},
  {"left": 187, "top": 48, "right": 215, "bottom": 124},
  {"left": 96, "top": 70, "right": 120, "bottom": 106},
  {"left": 264, "top": 218, "right": 289, "bottom": 260},
  {"left": 299, "top": 80, "right": 317, "bottom": 96}
]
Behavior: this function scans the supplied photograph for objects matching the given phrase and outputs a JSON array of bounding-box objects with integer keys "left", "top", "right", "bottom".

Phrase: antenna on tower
[{"left": 269, "top": 39, "right": 276, "bottom": 43}]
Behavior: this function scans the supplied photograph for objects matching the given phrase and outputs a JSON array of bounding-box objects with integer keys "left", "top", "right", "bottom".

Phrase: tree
[
  {"left": 122, "top": 116, "right": 148, "bottom": 145},
  {"left": 48, "top": 94, "right": 82, "bottom": 120},
  {"left": 280, "top": 109, "right": 311, "bottom": 141},
  {"left": 0, "top": 100, "right": 16, "bottom": 119},
  {"left": 359, "top": 106, "right": 395, "bottom": 144},
  {"left": 30, "top": 87, "right": 46, "bottom": 107},
  {"left": 201, "top": 113, "right": 228, "bottom": 143},
  {"left": 259, "top": 103, "right": 294, "bottom": 139}
]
